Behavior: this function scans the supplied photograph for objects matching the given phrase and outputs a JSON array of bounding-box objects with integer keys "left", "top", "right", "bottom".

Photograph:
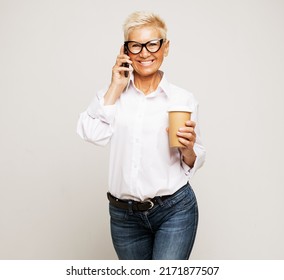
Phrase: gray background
[{"left": 1, "top": 0, "right": 283, "bottom": 259}]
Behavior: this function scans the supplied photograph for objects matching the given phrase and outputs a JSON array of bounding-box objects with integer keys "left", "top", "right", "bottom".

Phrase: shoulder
[{"left": 167, "top": 82, "right": 199, "bottom": 109}]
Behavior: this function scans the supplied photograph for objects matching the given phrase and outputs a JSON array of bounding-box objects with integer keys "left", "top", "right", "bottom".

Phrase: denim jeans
[{"left": 109, "top": 183, "right": 198, "bottom": 260}]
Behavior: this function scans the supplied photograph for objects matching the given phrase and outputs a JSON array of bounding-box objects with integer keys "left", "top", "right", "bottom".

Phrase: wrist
[
  {"left": 104, "top": 83, "right": 125, "bottom": 105},
  {"left": 182, "top": 150, "right": 196, "bottom": 168}
]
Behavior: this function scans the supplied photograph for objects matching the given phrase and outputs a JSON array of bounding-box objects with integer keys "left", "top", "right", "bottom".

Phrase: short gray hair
[{"left": 123, "top": 11, "right": 167, "bottom": 41}]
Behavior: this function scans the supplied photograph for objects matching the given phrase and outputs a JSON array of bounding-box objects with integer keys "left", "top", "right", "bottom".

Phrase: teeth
[{"left": 140, "top": 60, "right": 153, "bottom": 66}]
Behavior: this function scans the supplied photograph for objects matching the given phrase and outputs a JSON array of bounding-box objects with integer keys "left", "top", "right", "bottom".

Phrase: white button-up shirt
[{"left": 77, "top": 72, "right": 206, "bottom": 201}]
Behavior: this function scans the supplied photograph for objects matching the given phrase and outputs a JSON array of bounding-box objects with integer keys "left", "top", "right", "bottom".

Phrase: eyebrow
[{"left": 125, "top": 38, "right": 161, "bottom": 44}]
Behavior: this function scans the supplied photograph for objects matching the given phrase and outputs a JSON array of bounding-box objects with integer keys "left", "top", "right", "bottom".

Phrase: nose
[{"left": 139, "top": 46, "right": 151, "bottom": 58}]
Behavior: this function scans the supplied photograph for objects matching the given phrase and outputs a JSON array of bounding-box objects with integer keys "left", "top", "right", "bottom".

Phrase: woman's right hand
[
  {"left": 104, "top": 46, "right": 132, "bottom": 105},
  {"left": 111, "top": 45, "right": 132, "bottom": 88}
]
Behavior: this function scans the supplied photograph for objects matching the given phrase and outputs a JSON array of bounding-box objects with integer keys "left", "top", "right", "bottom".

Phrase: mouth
[{"left": 138, "top": 59, "right": 155, "bottom": 66}]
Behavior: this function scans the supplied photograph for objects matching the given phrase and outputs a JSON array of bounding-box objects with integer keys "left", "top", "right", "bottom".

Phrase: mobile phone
[{"left": 122, "top": 45, "right": 129, "bottom": 77}]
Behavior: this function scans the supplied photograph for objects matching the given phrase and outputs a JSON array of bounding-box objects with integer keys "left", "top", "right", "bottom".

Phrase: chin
[{"left": 134, "top": 68, "right": 160, "bottom": 77}]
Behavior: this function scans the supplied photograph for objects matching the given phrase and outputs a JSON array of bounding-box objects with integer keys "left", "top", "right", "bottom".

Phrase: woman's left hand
[{"left": 177, "top": 120, "right": 197, "bottom": 168}]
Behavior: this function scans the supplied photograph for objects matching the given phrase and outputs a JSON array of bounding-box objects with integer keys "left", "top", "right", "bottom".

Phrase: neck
[{"left": 134, "top": 71, "right": 162, "bottom": 95}]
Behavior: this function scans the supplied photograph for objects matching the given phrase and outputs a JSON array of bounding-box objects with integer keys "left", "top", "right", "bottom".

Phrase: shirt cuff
[
  {"left": 87, "top": 94, "right": 116, "bottom": 124},
  {"left": 181, "top": 145, "right": 206, "bottom": 179},
  {"left": 181, "top": 160, "right": 191, "bottom": 177}
]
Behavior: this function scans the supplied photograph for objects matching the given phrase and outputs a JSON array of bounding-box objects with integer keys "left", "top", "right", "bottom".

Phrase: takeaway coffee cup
[{"left": 168, "top": 106, "right": 192, "bottom": 148}]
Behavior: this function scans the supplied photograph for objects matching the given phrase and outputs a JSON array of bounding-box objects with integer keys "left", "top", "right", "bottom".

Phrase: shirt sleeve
[
  {"left": 76, "top": 89, "right": 117, "bottom": 146},
  {"left": 181, "top": 101, "right": 206, "bottom": 179},
  {"left": 181, "top": 141, "right": 206, "bottom": 179}
]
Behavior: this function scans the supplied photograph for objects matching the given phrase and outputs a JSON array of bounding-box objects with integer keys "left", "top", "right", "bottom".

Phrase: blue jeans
[{"left": 109, "top": 183, "right": 198, "bottom": 260}]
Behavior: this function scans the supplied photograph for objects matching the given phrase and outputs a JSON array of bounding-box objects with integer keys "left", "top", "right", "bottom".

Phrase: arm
[
  {"left": 77, "top": 46, "right": 132, "bottom": 146},
  {"left": 104, "top": 45, "right": 132, "bottom": 105},
  {"left": 177, "top": 109, "right": 206, "bottom": 177},
  {"left": 76, "top": 91, "right": 116, "bottom": 146}
]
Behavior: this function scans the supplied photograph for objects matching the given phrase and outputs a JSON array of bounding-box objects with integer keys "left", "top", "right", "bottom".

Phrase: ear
[{"left": 164, "top": 40, "right": 170, "bottom": 57}]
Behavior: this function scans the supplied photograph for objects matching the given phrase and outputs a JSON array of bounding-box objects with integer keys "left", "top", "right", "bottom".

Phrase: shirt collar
[
  {"left": 158, "top": 71, "right": 171, "bottom": 97},
  {"left": 129, "top": 71, "right": 171, "bottom": 97}
]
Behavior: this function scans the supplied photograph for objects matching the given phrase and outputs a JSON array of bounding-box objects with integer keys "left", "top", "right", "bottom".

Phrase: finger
[
  {"left": 114, "top": 60, "right": 131, "bottom": 72},
  {"left": 120, "top": 45, "right": 125, "bottom": 55},
  {"left": 116, "top": 54, "right": 132, "bottom": 66},
  {"left": 116, "top": 55, "right": 131, "bottom": 64},
  {"left": 178, "top": 126, "right": 195, "bottom": 133},
  {"left": 185, "top": 120, "right": 196, "bottom": 128},
  {"left": 118, "top": 66, "right": 131, "bottom": 73},
  {"left": 178, "top": 137, "right": 191, "bottom": 147},
  {"left": 117, "top": 54, "right": 130, "bottom": 59},
  {"left": 177, "top": 131, "right": 196, "bottom": 142},
  {"left": 120, "top": 44, "right": 131, "bottom": 59},
  {"left": 114, "top": 65, "right": 132, "bottom": 77}
]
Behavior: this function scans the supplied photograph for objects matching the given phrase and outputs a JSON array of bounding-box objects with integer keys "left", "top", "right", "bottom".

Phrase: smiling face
[{"left": 127, "top": 26, "right": 169, "bottom": 78}]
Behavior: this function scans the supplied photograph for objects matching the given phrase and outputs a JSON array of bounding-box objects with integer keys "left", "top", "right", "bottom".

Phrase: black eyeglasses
[{"left": 124, "top": 38, "right": 164, "bottom": 54}]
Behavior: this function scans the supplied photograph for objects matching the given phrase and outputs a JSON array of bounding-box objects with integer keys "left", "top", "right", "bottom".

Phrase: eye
[
  {"left": 148, "top": 41, "right": 159, "bottom": 47},
  {"left": 129, "top": 42, "right": 141, "bottom": 48}
]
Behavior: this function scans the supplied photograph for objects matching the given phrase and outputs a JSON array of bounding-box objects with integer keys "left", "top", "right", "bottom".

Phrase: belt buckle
[{"left": 144, "top": 199, "right": 154, "bottom": 210}]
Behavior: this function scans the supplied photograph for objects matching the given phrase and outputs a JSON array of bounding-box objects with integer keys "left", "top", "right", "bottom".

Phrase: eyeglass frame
[{"left": 124, "top": 38, "right": 164, "bottom": 55}]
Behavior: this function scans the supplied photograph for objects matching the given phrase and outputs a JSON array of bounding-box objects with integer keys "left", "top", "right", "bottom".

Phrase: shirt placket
[{"left": 130, "top": 95, "right": 146, "bottom": 195}]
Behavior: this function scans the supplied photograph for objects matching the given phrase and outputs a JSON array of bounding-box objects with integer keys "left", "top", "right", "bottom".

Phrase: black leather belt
[{"left": 107, "top": 192, "right": 171, "bottom": 211}]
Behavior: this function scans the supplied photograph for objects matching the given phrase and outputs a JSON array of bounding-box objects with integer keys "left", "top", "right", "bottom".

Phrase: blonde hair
[{"left": 123, "top": 11, "right": 167, "bottom": 41}]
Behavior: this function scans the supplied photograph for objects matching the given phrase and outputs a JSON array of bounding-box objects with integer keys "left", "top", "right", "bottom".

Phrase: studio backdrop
[{"left": 0, "top": 0, "right": 284, "bottom": 259}]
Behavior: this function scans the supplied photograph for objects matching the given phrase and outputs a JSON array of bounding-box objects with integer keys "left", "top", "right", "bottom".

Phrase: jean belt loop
[
  {"left": 156, "top": 197, "right": 164, "bottom": 207},
  {"left": 127, "top": 200, "right": 133, "bottom": 214}
]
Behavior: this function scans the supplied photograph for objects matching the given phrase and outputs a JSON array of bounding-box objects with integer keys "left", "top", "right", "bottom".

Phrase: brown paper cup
[{"left": 168, "top": 108, "right": 192, "bottom": 148}]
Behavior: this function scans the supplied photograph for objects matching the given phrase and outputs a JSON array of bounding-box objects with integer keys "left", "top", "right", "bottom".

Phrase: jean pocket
[
  {"left": 169, "top": 185, "right": 197, "bottom": 210},
  {"left": 109, "top": 204, "right": 128, "bottom": 221},
  {"left": 182, "top": 190, "right": 197, "bottom": 210}
]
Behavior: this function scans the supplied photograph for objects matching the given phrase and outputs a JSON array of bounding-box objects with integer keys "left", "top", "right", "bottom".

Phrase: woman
[{"left": 77, "top": 11, "right": 206, "bottom": 260}]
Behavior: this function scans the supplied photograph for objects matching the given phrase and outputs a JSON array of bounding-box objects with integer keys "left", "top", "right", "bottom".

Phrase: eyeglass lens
[{"left": 126, "top": 39, "right": 163, "bottom": 54}]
